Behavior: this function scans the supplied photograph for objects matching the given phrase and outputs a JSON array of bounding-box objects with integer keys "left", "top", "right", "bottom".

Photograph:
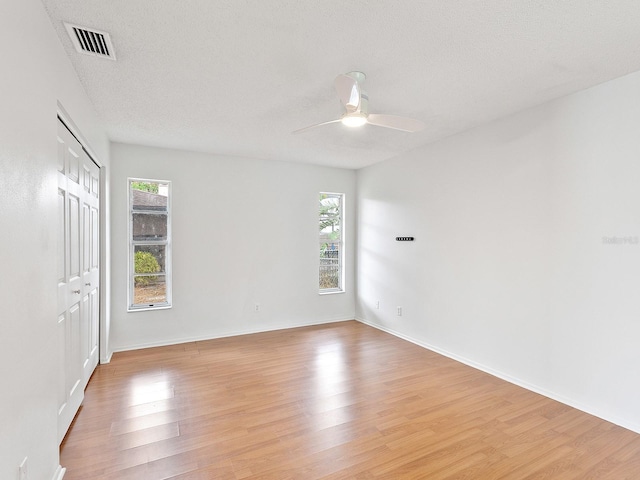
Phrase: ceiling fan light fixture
[
  {"left": 293, "top": 71, "right": 425, "bottom": 134},
  {"left": 341, "top": 114, "right": 367, "bottom": 128}
]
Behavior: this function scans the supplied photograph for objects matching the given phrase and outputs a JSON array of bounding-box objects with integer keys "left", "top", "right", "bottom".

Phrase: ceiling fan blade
[
  {"left": 366, "top": 114, "right": 426, "bottom": 132},
  {"left": 292, "top": 119, "right": 341, "bottom": 135},
  {"left": 334, "top": 74, "right": 360, "bottom": 112}
]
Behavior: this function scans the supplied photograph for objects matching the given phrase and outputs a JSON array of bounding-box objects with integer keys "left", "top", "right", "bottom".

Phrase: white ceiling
[{"left": 41, "top": 0, "right": 640, "bottom": 169}]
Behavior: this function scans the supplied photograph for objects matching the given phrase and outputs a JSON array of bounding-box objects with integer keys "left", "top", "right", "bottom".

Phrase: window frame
[
  {"left": 319, "top": 192, "right": 345, "bottom": 295},
  {"left": 127, "top": 178, "right": 172, "bottom": 311}
]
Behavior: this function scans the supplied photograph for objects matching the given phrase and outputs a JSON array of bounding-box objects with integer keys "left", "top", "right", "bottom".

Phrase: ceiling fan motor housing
[{"left": 346, "top": 71, "right": 366, "bottom": 83}]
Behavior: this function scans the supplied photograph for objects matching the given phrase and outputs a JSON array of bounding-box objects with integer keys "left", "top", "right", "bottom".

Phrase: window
[
  {"left": 129, "top": 179, "right": 171, "bottom": 310},
  {"left": 319, "top": 192, "right": 344, "bottom": 293}
]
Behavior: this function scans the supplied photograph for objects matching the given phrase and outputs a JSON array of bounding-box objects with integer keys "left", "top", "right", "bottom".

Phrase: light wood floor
[{"left": 60, "top": 321, "right": 640, "bottom": 479}]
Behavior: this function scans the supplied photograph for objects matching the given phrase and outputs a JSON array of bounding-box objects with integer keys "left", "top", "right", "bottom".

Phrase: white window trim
[
  {"left": 319, "top": 192, "right": 345, "bottom": 295},
  {"left": 127, "top": 178, "right": 172, "bottom": 311}
]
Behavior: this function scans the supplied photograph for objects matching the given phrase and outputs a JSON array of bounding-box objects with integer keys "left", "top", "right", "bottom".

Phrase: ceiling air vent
[{"left": 64, "top": 23, "right": 116, "bottom": 60}]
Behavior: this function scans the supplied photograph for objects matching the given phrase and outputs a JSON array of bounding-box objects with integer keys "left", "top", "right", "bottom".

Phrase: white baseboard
[
  {"left": 52, "top": 465, "right": 66, "bottom": 480},
  {"left": 355, "top": 316, "right": 640, "bottom": 435},
  {"left": 112, "top": 316, "right": 354, "bottom": 353},
  {"left": 100, "top": 351, "right": 113, "bottom": 364}
]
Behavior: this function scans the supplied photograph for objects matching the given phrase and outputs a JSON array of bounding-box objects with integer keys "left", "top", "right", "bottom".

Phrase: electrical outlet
[
  {"left": 19, "top": 457, "right": 28, "bottom": 480},
  {"left": 254, "top": 303, "right": 260, "bottom": 313},
  {"left": 397, "top": 306, "right": 402, "bottom": 317},
  {"left": 375, "top": 300, "right": 380, "bottom": 309}
]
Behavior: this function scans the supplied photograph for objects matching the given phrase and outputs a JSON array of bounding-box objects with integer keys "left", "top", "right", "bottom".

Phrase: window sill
[
  {"left": 128, "top": 304, "right": 172, "bottom": 313},
  {"left": 319, "top": 289, "right": 345, "bottom": 295}
]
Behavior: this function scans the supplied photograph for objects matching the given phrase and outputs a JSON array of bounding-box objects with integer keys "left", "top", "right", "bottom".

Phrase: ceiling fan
[{"left": 293, "top": 71, "right": 426, "bottom": 134}]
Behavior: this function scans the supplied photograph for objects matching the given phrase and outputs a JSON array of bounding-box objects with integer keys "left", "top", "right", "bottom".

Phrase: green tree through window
[{"left": 319, "top": 193, "right": 343, "bottom": 292}]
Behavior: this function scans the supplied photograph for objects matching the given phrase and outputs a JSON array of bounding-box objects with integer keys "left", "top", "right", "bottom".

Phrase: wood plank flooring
[{"left": 60, "top": 321, "right": 640, "bottom": 479}]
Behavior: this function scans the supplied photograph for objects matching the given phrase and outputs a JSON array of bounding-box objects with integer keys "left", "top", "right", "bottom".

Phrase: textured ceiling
[{"left": 41, "top": 0, "right": 640, "bottom": 169}]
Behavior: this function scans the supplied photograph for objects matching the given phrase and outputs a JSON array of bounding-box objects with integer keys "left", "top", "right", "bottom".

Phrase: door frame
[{"left": 57, "top": 102, "right": 110, "bottom": 364}]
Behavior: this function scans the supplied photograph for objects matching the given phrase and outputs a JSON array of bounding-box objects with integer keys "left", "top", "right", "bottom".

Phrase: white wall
[
  {"left": 0, "top": 1, "right": 109, "bottom": 479},
  {"left": 357, "top": 70, "right": 640, "bottom": 433},
  {"left": 110, "top": 143, "right": 355, "bottom": 350}
]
